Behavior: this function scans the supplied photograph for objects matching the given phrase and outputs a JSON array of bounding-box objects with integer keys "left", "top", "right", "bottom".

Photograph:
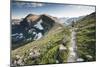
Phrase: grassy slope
[
  {"left": 75, "top": 12, "right": 96, "bottom": 61},
  {"left": 12, "top": 23, "right": 71, "bottom": 65}
]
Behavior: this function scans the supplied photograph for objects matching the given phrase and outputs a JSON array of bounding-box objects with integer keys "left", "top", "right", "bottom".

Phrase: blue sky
[{"left": 11, "top": 1, "right": 95, "bottom": 19}]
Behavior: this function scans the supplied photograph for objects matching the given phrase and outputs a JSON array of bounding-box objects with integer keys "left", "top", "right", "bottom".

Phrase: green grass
[
  {"left": 76, "top": 12, "right": 96, "bottom": 61},
  {"left": 11, "top": 26, "right": 71, "bottom": 65}
]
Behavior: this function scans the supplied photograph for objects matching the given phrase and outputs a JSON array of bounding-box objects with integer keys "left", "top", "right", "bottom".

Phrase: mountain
[
  {"left": 11, "top": 12, "right": 96, "bottom": 66},
  {"left": 12, "top": 14, "right": 62, "bottom": 49},
  {"left": 59, "top": 16, "right": 85, "bottom": 26},
  {"left": 65, "top": 16, "right": 84, "bottom": 25},
  {"left": 58, "top": 17, "right": 69, "bottom": 23},
  {"left": 12, "top": 19, "right": 21, "bottom": 25}
]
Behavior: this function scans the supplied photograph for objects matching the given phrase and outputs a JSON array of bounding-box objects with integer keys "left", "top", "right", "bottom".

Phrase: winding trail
[{"left": 67, "top": 28, "right": 78, "bottom": 62}]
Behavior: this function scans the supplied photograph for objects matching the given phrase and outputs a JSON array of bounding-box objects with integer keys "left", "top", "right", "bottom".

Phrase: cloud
[
  {"left": 13, "top": 1, "right": 45, "bottom": 8},
  {"left": 31, "top": 3, "right": 44, "bottom": 7}
]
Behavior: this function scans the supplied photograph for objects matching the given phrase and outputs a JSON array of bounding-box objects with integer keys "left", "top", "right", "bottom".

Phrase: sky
[{"left": 11, "top": 1, "right": 95, "bottom": 19}]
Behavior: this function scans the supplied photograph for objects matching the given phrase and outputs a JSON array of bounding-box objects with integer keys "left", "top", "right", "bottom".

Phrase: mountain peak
[{"left": 24, "top": 14, "right": 40, "bottom": 23}]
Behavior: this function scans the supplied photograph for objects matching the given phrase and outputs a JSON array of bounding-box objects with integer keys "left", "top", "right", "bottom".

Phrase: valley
[{"left": 11, "top": 12, "right": 96, "bottom": 66}]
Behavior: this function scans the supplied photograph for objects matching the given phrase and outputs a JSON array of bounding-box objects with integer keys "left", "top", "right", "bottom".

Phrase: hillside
[
  {"left": 11, "top": 25, "right": 71, "bottom": 66},
  {"left": 11, "top": 12, "right": 96, "bottom": 66},
  {"left": 75, "top": 12, "right": 96, "bottom": 61}
]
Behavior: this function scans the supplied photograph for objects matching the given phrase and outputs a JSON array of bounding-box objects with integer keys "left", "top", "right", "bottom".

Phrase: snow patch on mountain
[{"left": 34, "top": 19, "right": 44, "bottom": 30}]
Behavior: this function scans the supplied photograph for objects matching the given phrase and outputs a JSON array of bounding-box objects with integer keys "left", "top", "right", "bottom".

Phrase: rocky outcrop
[
  {"left": 20, "top": 14, "right": 56, "bottom": 32},
  {"left": 12, "top": 48, "right": 41, "bottom": 66}
]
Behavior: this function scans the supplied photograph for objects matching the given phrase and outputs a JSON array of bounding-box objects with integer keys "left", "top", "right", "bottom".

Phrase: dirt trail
[{"left": 67, "top": 28, "right": 78, "bottom": 62}]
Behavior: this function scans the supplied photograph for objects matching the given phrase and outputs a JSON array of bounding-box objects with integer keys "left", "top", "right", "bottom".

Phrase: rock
[
  {"left": 59, "top": 44, "right": 67, "bottom": 50},
  {"left": 67, "top": 55, "right": 77, "bottom": 62},
  {"left": 27, "top": 56, "right": 31, "bottom": 59},
  {"left": 15, "top": 55, "right": 20, "bottom": 59},
  {"left": 56, "top": 60, "right": 59, "bottom": 63},
  {"left": 70, "top": 52, "right": 76, "bottom": 56},
  {"left": 33, "top": 50, "right": 40, "bottom": 57},
  {"left": 13, "top": 60, "right": 17, "bottom": 66},
  {"left": 29, "top": 52, "right": 35, "bottom": 58},
  {"left": 20, "top": 55, "right": 24, "bottom": 59},
  {"left": 17, "top": 59, "right": 24, "bottom": 65},
  {"left": 30, "top": 48, "right": 33, "bottom": 52},
  {"left": 29, "top": 49, "right": 40, "bottom": 59},
  {"left": 86, "top": 55, "right": 93, "bottom": 59},
  {"left": 77, "top": 58, "right": 84, "bottom": 62},
  {"left": 24, "top": 58, "right": 27, "bottom": 62}
]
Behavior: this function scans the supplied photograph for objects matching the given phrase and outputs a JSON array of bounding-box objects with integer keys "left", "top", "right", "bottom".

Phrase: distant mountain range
[{"left": 59, "top": 16, "right": 85, "bottom": 26}]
